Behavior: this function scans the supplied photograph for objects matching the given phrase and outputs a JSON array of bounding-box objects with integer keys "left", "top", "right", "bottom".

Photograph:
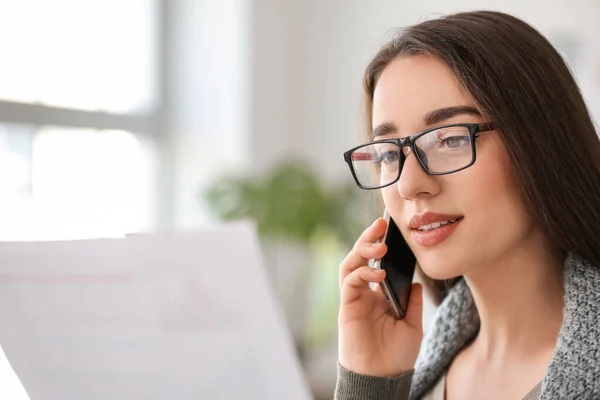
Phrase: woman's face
[{"left": 373, "top": 55, "right": 535, "bottom": 279}]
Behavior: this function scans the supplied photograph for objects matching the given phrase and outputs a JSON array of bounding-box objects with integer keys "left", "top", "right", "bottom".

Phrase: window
[
  {"left": 0, "top": 0, "right": 159, "bottom": 240},
  {"left": 0, "top": 0, "right": 156, "bottom": 113},
  {"left": 0, "top": 124, "right": 156, "bottom": 240}
]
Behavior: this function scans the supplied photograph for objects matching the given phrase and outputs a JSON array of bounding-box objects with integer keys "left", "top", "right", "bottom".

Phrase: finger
[
  {"left": 341, "top": 267, "right": 386, "bottom": 304},
  {"left": 353, "top": 218, "right": 388, "bottom": 250},
  {"left": 339, "top": 219, "right": 388, "bottom": 288},
  {"left": 339, "top": 242, "right": 387, "bottom": 288},
  {"left": 403, "top": 283, "right": 424, "bottom": 331}
]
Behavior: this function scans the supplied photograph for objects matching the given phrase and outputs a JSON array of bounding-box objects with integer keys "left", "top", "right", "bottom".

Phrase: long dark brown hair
[{"left": 363, "top": 11, "right": 600, "bottom": 303}]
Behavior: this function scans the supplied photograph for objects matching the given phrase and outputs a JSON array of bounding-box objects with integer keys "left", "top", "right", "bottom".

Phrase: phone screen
[{"left": 380, "top": 214, "right": 416, "bottom": 318}]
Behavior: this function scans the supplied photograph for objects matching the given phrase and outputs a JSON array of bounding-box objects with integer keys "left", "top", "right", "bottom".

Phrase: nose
[
  {"left": 396, "top": 151, "right": 440, "bottom": 200},
  {"left": 402, "top": 144, "right": 428, "bottom": 164}
]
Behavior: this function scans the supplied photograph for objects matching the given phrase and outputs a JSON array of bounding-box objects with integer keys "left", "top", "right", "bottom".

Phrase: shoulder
[
  {"left": 560, "top": 252, "right": 600, "bottom": 344},
  {"left": 543, "top": 252, "right": 600, "bottom": 398},
  {"left": 563, "top": 252, "right": 600, "bottom": 304}
]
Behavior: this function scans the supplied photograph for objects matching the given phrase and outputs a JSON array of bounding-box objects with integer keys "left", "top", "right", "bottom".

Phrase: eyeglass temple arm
[{"left": 350, "top": 152, "right": 377, "bottom": 161}]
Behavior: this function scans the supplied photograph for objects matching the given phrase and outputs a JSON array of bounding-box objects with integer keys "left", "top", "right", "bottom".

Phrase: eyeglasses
[{"left": 343, "top": 122, "right": 495, "bottom": 190}]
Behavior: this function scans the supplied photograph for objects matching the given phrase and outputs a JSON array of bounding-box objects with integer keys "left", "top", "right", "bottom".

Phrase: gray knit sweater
[{"left": 334, "top": 252, "right": 600, "bottom": 399}]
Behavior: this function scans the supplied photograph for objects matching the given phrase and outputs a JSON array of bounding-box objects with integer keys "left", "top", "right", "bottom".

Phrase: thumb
[{"left": 403, "top": 283, "right": 423, "bottom": 331}]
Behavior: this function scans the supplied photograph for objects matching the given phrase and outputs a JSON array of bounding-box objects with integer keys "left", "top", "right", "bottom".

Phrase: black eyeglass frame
[{"left": 343, "top": 122, "right": 496, "bottom": 190}]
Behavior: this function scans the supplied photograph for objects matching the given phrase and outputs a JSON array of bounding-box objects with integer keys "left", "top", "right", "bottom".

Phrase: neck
[{"left": 463, "top": 231, "right": 565, "bottom": 360}]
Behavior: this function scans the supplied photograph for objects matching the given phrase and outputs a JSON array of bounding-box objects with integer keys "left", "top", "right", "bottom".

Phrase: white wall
[{"left": 161, "top": 0, "right": 251, "bottom": 229}]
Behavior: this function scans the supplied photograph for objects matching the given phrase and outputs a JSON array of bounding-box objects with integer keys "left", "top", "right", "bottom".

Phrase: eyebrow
[{"left": 370, "top": 106, "right": 483, "bottom": 140}]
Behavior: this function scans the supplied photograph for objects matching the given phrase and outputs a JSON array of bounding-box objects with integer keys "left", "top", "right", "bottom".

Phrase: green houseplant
[{"left": 203, "top": 160, "right": 370, "bottom": 247}]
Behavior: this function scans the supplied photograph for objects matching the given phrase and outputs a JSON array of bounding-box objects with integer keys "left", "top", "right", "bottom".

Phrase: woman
[{"left": 335, "top": 11, "right": 600, "bottom": 400}]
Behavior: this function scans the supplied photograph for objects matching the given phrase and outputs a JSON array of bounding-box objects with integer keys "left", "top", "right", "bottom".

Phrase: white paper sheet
[
  {"left": 0, "top": 222, "right": 312, "bottom": 400},
  {"left": 0, "top": 344, "right": 30, "bottom": 400}
]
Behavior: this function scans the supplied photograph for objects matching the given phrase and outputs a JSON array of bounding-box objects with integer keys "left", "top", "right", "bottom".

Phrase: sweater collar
[{"left": 410, "top": 252, "right": 600, "bottom": 399}]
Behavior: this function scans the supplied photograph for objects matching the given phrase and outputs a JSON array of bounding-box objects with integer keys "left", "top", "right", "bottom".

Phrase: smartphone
[{"left": 372, "top": 209, "right": 417, "bottom": 320}]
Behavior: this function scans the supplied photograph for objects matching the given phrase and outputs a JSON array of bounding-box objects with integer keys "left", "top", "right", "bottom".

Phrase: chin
[{"left": 415, "top": 250, "right": 467, "bottom": 281}]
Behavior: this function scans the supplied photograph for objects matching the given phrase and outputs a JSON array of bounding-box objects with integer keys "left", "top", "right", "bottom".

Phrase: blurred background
[{"left": 0, "top": 0, "right": 599, "bottom": 398}]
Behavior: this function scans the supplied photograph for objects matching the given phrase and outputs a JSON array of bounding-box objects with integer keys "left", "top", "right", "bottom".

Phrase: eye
[
  {"left": 439, "top": 136, "right": 470, "bottom": 149},
  {"left": 378, "top": 149, "right": 400, "bottom": 164},
  {"left": 434, "top": 126, "right": 471, "bottom": 150}
]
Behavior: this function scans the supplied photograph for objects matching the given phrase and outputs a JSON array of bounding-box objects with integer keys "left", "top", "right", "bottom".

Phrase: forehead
[{"left": 372, "top": 56, "right": 475, "bottom": 130}]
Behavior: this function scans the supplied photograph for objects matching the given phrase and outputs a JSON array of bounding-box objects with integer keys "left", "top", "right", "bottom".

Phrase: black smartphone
[{"left": 372, "top": 208, "right": 417, "bottom": 319}]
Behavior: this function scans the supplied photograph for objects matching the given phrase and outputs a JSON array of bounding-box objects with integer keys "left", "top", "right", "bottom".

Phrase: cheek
[
  {"left": 461, "top": 157, "right": 513, "bottom": 212},
  {"left": 461, "top": 155, "right": 533, "bottom": 255},
  {"left": 380, "top": 186, "right": 398, "bottom": 211},
  {"left": 466, "top": 139, "right": 527, "bottom": 225}
]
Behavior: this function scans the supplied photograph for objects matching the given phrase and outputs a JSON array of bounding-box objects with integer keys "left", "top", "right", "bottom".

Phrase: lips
[
  {"left": 409, "top": 212, "right": 464, "bottom": 247},
  {"left": 408, "top": 212, "right": 464, "bottom": 230}
]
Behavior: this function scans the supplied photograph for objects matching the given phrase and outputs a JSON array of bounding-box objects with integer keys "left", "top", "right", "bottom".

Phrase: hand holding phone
[{"left": 337, "top": 213, "right": 423, "bottom": 378}]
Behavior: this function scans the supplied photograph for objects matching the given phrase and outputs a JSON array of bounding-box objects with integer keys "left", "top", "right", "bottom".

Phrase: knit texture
[{"left": 335, "top": 252, "right": 600, "bottom": 399}]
